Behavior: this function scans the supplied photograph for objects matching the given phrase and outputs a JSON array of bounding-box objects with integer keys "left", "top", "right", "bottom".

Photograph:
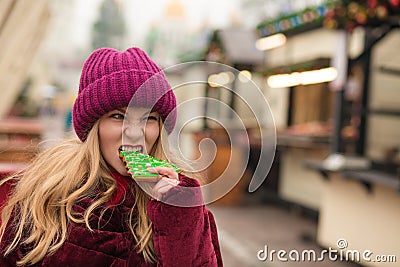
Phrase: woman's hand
[{"left": 147, "top": 167, "right": 180, "bottom": 201}]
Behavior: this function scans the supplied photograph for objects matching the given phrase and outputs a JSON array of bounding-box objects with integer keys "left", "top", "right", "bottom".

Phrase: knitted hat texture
[{"left": 72, "top": 47, "right": 176, "bottom": 141}]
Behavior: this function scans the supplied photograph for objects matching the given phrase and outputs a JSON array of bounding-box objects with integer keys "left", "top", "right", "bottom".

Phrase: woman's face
[{"left": 98, "top": 107, "right": 160, "bottom": 176}]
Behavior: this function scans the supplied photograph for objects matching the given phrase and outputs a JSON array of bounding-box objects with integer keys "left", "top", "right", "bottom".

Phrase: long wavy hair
[{"left": 0, "top": 118, "right": 195, "bottom": 266}]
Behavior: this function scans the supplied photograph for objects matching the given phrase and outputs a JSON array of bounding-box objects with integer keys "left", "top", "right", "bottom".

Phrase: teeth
[{"left": 120, "top": 145, "right": 143, "bottom": 153}]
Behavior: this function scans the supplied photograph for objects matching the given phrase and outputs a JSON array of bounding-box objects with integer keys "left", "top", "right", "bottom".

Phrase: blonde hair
[{"left": 0, "top": 119, "right": 193, "bottom": 266}]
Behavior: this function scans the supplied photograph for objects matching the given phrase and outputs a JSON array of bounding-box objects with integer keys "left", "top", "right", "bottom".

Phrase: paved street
[{"left": 209, "top": 205, "right": 361, "bottom": 267}]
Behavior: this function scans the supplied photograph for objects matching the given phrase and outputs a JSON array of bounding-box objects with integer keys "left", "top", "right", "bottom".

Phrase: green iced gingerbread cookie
[{"left": 119, "top": 150, "right": 180, "bottom": 181}]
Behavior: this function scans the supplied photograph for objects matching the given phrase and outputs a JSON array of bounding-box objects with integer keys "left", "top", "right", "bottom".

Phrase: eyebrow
[
  {"left": 116, "top": 108, "right": 127, "bottom": 113},
  {"left": 147, "top": 111, "right": 159, "bottom": 116}
]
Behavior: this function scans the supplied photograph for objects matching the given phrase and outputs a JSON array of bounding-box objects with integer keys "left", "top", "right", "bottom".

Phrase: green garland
[
  {"left": 257, "top": 0, "right": 400, "bottom": 37},
  {"left": 324, "top": 0, "right": 400, "bottom": 30}
]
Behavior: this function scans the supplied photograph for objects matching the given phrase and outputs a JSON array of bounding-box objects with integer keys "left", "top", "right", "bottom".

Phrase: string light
[
  {"left": 208, "top": 72, "right": 235, "bottom": 87},
  {"left": 267, "top": 67, "right": 338, "bottom": 88},
  {"left": 255, "top": 33, "right": 287, "bottom": 51}
]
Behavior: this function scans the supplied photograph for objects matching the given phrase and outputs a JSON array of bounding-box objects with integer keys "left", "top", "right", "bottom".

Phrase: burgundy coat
[{"left": 0, "top": 173, "right": 223, "bottom": 266}]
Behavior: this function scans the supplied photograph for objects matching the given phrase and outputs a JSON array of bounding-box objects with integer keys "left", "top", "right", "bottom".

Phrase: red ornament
[
  {"left": 367, "top": 0, "right": 378, "bottom": 9},
  {"left": 325, "top": 10, "right": 335, "bottom": 19},
  {"left": 389, "top": 0, "right": 400, "bottom": 7}
]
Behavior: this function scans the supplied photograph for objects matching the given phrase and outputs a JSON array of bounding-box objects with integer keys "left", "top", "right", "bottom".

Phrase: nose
[{"left": 123, "top": 121, "right": 145, "bottom": 143}]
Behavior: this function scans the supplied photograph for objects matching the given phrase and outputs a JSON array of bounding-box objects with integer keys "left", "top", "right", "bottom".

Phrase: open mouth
[{"left": 118, "top": 144, "right": 144, "bottom": 154}]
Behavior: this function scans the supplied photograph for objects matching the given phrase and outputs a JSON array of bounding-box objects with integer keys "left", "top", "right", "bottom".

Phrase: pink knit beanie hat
[{"left": 72, "top": 47, "right": 176, "bottom": 141}]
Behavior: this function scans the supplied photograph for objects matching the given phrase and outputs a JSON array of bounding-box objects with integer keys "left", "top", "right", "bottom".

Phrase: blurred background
[{"left": 1, "top": 0, "right": 400, "bottom": 266}]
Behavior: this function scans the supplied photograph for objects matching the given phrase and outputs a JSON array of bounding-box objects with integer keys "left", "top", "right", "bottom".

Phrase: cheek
[
  {"left": 98, "top": 123, "right": 111, "bottom": 158},
  {"left": 99, "top": 121, "right": 122, "bottom": 158},
  {"left": 145, "top": 124, "right": 160, "bottom": 146},
  {"left": 99, "top": 120, "right": 122, "bottom": 141}
]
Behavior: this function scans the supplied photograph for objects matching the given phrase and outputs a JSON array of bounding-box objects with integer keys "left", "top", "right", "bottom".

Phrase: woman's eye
[
  {"left": 147, "top": 116, "right": 159, "bottom": 121},
  {"left": 110, "top": 113, "right": 124, "bottom": 120},
  {"left": 142, "top": 115, "right": 158, "bottom": 122}
]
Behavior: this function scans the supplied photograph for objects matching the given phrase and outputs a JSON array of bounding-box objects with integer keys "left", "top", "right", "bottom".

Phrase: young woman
[{"left": 0, "top": 47, "right": 222, "bottom": 266}]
